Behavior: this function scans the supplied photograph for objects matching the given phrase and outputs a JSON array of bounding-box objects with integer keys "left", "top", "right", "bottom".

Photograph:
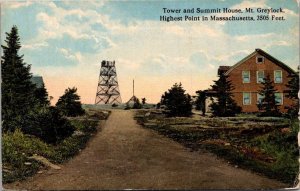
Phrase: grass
[
  {"left": 135, "top": 110, "right": 299, "bottom": 186},
  {"left": 2, "top": 110, "right": 110, "bottom": 184}
]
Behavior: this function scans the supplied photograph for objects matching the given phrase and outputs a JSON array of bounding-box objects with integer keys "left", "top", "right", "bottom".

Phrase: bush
[
  {"left": 2, "top": 129, "right": 53, "bottom": 183},
  {"left": 56, "top": 87, "right": 85, "bottom": 117},
  {"left": 22, "top": 106, "right": 75, "bottom": 144},
  {"left": 70, "top": 119, "right": 98, "bottom": 134},
  {"left": 161, "top": 83, "right": 192, "bottom": 117},
  {"left": 49, "top": 134, "right": 90, "bottom": 163}
]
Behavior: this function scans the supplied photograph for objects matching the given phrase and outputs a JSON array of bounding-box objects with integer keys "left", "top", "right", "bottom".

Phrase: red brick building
[{"left": 209, "top": 49, "right": 297, "bottom": 113}]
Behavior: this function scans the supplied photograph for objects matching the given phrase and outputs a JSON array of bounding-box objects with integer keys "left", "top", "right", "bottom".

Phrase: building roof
[
  {"left": 31, "top": 76, "right": 44, "bottom": 88},
  {"left": 225, "top": 48, "right": 297, "bottom": 75}
]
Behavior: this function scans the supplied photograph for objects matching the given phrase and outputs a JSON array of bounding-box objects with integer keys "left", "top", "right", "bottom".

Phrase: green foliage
[
  {"left": 210, "top": 74, "right": 241, "bottom": 117},
  {"left": 161, "top": 83, "right": 192, "bottom": 117},
  {"left": 2, "top": 129, "right": 53, "bottom": 183},
  {"left": 257, "top": 75, "right": 281, "bottom": 117},
  {"left": 195, "top": 90, "right": 206, "bottom": 115},
  {"left": 252, "top": 121, "right": 299, "bottom": 183},
  {"left": 56, "top": 87, "right": 85, "bottom": 117},
  {"left": 70, "top": 119, "right": 98, "bottom": 134},
  {"left": 285, "top": 71, "right": 299, "bottom": 118},
  {"left": 22, "top": 107, "right": 75, "bottom": 144},
  {"left": 2, "top": 113, "right": 103, "bottom": 183},
  {"left": 49, "top": 134, "right": 90, "bottom": 163},
  {"left": 1, "top": 26, "right": 36, "bottom": 132},
  {"left": 34, "top": 84, "right": 50, "bottom": 107}
]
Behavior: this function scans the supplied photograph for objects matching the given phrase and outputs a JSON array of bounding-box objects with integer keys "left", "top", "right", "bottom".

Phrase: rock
[
  {"left": 224, "top": 143, "right": 231, "bottom": 146},
  {"left": 73, "top": 130, "right": 85, "bottom": 136},
  {"left": 24, "top": 162, "right": 32, "bottom": 165},
  {"left": 37, "top": 171, "right": 44, "bottom": 174},
  {"left": 28, "top": 155, "right": 61, "bottom": 170},
  {"left": 145, "top": 112, "right": 151, "bottom": 117},
  {"left": 235, "top": 165, "right": 238, "bottom": 168}
]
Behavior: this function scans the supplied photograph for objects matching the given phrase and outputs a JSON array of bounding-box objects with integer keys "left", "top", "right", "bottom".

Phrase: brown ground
[{"left": 5, "top": 110, "right": 287, "bottom": 190}]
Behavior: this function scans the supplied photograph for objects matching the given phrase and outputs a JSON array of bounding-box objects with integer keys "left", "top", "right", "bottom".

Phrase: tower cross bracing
[{"left": 95, "top": 60, "right": 122, "bottom": 104}]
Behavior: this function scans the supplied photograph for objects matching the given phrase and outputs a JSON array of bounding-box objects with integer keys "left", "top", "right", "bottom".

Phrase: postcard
[{"left": 1, "top": 0, "right": 299, "bottom": 190}]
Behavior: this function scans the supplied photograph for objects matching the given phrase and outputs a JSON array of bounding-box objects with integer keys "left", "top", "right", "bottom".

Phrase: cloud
[
  {"left": 3, "top": 1, "right": 33, "bottom": 9},
  {"left": 22, "top": 42, "right": 48, "bottom": 50},
  {"left": 2, "top": 1, "right": 298, "bottom": 104}
]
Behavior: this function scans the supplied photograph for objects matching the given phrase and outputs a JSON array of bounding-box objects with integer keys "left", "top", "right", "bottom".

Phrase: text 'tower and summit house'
[{"left": 205, "top": 49, "right": 297, "bottom": 113}]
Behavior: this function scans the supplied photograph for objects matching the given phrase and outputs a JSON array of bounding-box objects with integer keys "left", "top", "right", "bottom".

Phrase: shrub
[
  {"left": 2, "top": 129, "right": 53, "bottom": 183},
  {"left": 70, "top": 119, "right": 98, "bottom": 134},
  {"left": 56, "top": 87, "right": 85, "bottom": 117},
  {"left": 22, "top": 106, "right": 75, "bottom": 144},
  {"left": 161, "top": 83, "right": 192, "bottom": 117},
  {"left": 49, "top": 134, "right": 90, "bottom": 163}
]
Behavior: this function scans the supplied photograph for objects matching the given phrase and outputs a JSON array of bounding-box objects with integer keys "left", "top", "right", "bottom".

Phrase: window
[
  {"left": 274, "top": 70, "right": 282, "bottom": 83},
  {"left": 243, "top": 92, "right": 251, "bottom": 105},
  {"left": 257, "top": 71, "right": 264, "bottom": 83},
  {"left": 275, "top": 93, "right": 283, "bottom": 105},
  {"left": 256, "top": 56, "right": 264, "bottom": 64},
  {"left": 242, "top": 71, "right": 250, "bottom": 83},
  {"left": 257, "top": 93, "right": 265, "bottom": 104}
]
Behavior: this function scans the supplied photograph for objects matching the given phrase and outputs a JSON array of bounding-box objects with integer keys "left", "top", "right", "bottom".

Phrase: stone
[{"left": 28, "top": 155, "right": 61, "bottom": 170}]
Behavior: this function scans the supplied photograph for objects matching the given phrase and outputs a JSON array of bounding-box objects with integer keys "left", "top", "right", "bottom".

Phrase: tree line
[
  {"left": 2, "top": 26, "right": 85, "bottom": 144},
  {"left": 159, "top": 67, "right": 298, "bottom": 118}
]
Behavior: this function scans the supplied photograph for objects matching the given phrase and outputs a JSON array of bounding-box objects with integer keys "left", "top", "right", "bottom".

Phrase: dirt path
[{"left": 5, "top": 110, "right": 287, "bottom": 190}]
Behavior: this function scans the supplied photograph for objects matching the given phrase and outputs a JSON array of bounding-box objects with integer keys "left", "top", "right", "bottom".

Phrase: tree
[
  {"left": 210, "top": 73, "right": 241, "bottom": 117},
  {"left": 141, "top": 98, "right": 146, "bottom": 105},
  {"left": 285, "top": 71, "right": 299, "bottom": 118},
  {"left": 195, "top": 90, "right": 206, "bottom": 116},
  {"left": 161, "top": 83, "right": 192, "bottom": 117},
  {"left": 56, "top": 87, "right": 85, "bottom": 117},
  {"left": 257, "top": 74, "right": 281, "bottom": 117},
  {"left": 34, "top": 84, "right": 50, "bottom": 107},
  {"left": 1, "top": 26, "right": 36, "bottom": 132}
]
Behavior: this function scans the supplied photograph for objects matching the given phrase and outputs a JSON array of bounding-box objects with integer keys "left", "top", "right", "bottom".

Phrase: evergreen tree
[
  {"left": 210, "top": 73, "right": 241, "bottom": 117},
  {"left": 285, "top": 70, "right": 299, "bottom": 118},
  {"left": 195, "top": 90, "right": 206, "bottom": 116},
  {"left": 257, "top": 74, "right": 281, "bottom": 117},
  {"left": 1, "top": 26, "right": 36, "bottom": 131},
  {"left": 56, "top": 87, "right": 85, "bottom": 117},
  {"left": 161, "top": 83, "right": 192, "bottom": 117},
  {"left": 141, "top": 98, "right": 146, "bottom": 105},
  {"left": 34, "top": 84, "right": 50, "bottom": 107}
]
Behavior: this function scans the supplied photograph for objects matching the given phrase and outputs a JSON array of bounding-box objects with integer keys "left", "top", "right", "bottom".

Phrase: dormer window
[{"left": 256, "top": 56, "right": 264, "bottom": 64}]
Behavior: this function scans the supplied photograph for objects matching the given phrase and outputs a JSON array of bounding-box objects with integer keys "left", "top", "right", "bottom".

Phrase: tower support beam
[{"left": 95, "top": 60, "right": 122, "bottom": 104}]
